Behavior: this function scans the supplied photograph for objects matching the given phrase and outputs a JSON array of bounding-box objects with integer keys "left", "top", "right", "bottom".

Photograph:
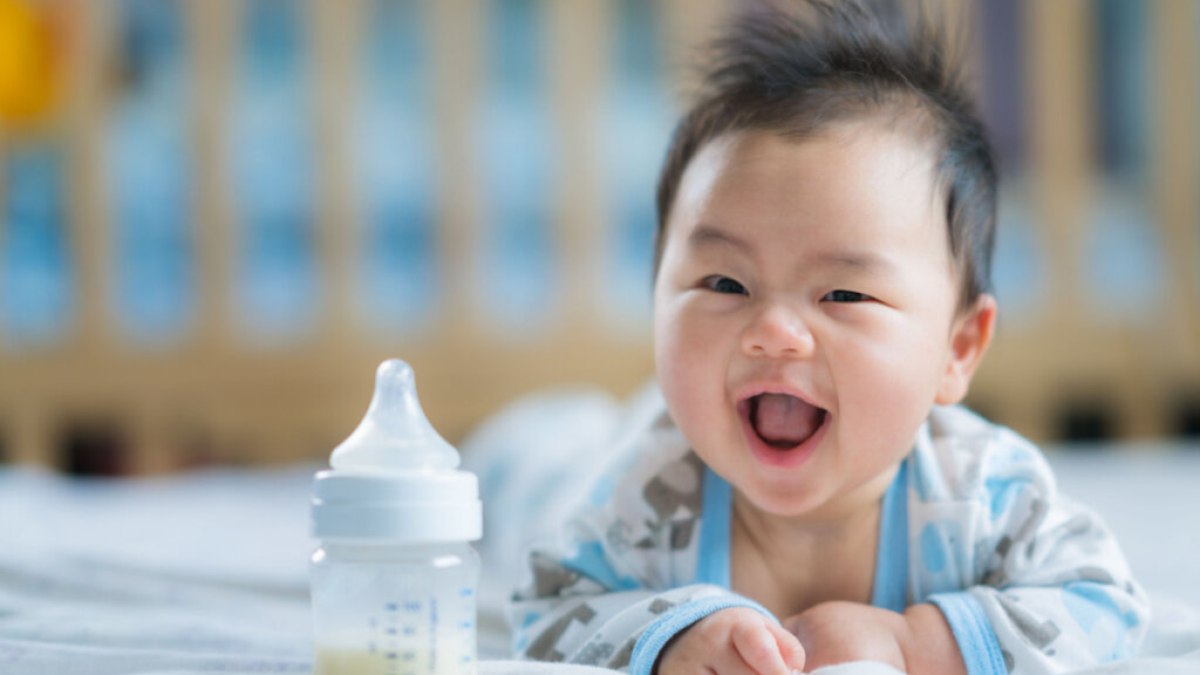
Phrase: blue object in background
[
  {"left": 107, "top": 0, "right": 195, "bottom": 345},
  {"left": 228, "top": 0, "right": 319, "bottom": 344},
  {"left": 1085, "top": 0, "right": 1161, "bottom": 318},
  {"left": 0, "top": 146, "right": 73, "bottom": 348},
  {"left": 354, "top": 0, "right": 439, "bottom": 335},
  {"left": 977, "top": 0, "right": 1027, "bottom": 175},
  {"left": 1085, "top": 189, "right": 1163, "bottom": 319},
  {"left": 601, "top": 0, "right": 674, "bottom": 325},
  {"left": 976, "top": 0, "right": 1043, "bottom": 322},
  {"left": 991, "top": 193, "right": 1044, "bottom": 320},
  {"left": 478, "top": 0, "right": 558, "bottom": 332},
  {"left": 1095, "top": 0, "right": 1149, "bottom": 180}
]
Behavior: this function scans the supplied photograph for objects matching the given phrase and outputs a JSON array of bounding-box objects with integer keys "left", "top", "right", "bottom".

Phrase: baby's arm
[
  {"left": 513, "top": 551, "right": 794, "bottom": 672},
  {"left": 658, "top": 607, "right": 804, "bottom": 675},
  {"left": 906, "top": 421, "right": 1151, "bottom": 674}
]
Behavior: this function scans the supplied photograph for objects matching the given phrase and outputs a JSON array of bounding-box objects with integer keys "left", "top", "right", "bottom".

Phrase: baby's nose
[{"left": 741, "top": 304, "right": 815, "bottom": 359}]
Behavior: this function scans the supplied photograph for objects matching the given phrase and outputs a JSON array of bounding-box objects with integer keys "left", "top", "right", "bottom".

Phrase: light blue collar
[{"left": 696, "top": 456, "right": 910, "bottom": 613}]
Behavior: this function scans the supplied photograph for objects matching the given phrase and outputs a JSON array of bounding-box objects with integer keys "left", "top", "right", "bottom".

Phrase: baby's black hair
[{"left": 655, "top": 0, "right": 997, "bottom": 310}]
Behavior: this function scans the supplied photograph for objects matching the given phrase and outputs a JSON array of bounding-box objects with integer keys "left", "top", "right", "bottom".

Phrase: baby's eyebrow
[
  {"left": 818, "top": 251, "right": 895, "bottom": 274},
  {"left": 687, "top": 224, "right": 899, "bottom": 276},
  {"left": 687, "top": 224, "right": 751, "bottom": 253}
]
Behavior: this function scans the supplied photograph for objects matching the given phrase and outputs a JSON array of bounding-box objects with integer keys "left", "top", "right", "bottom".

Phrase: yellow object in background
[{"left": 0, "top": 0, "right": 59, "bottom": 129}]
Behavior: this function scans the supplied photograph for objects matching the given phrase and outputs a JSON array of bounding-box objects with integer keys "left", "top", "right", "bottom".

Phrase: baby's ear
[{"left": 935, "top": 294, "right": 997, "bottom": 405}]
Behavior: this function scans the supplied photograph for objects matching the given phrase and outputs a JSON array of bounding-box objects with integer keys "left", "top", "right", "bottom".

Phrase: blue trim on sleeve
[
  {"left": 871, "top": 457, "right": 910, "bottom": 613},
  {"left": 629, "top": 594, "right": 773, "bottom": 675},
  {"left": 696, "top": 466, "right": 732, "bottom": 587},
  {"left": 929, "top": 591, "right": 1007, "bottom": 675}
]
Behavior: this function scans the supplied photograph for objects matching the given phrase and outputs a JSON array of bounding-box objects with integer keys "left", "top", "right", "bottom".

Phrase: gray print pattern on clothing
[
  {"left": 983, "top": 545, "right": 1012, "bottom": 587},
  {"left": 1015, "top": 499, "right": 1050, "bottom": 553},
  {"left": 1070, "top": 566, "right": 1116, "bottom": 585},
  {"left": 985, "top": 497, "right": 1050, "bottom": 584},
  {"left": 575, "top": 639, "right": 614, "bottom": 665},
  {"left": 611, "top": 636, "right": 638, "bottom": 670},
  {"left": 639, "top": 452, "right": 703, "bottom": 551},
  {"left": 983, "top": 495, "right": 1049, "bottom": 587},
  {"left": 670, "top": 519, "right": 697, "bottom": 550},
  {"left": 658, "top": 452, "right": 702, "bottom": 494},
  {"left": 996, "top": 593, "right": 1062, "bottom": 650},
  {"left": 1040, "top": 513, "right": 1105, "bottom": 557},
  {"left": 995, "top": 534, "right": 1014, "bottom": 559},
  {"left": 648, "top": 597, "right": 676, "bottom": 614},
  {"left": 605, "top": 520, "right": 635, "bottom": 556},
  {"left": 525, "top": 602, "right": 598, "bottom": 662},
  {"left": 532, "top": 552, "right": 584, "bottom": 597},
  {"left": 642, "top": 453, "right": 703, "bottom": 521}
]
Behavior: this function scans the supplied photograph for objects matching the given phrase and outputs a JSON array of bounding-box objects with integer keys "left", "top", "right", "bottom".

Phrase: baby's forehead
[
  {"left": 692, "top": 123, "right": 945, "bottom": 206},
  {"left": 674, "top": 124, "right": 957, "bottom": 267}
]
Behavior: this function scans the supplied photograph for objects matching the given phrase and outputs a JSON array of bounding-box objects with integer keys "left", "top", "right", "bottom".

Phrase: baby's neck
[{"left": 729, "top": 473, "right": 894, "bottom": 620}]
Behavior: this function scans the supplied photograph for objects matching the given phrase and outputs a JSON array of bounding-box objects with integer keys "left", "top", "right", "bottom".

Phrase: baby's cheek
[
  {"left": 656, "top": 319, "right": 714, "bottom": 403},
  {"left": 843, "top": 368, "right": 931, "bottom": 459},
  {"left": 662, "top": 371, "right": 709, "bottom": 433},
  {"left": 660, "top": 354, "right": 727, "bottom": 456}
]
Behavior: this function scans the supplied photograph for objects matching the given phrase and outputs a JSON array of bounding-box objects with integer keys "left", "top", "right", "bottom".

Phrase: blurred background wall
[{"left": 0, "top": 0, "right": 1196, "bottom": 476}]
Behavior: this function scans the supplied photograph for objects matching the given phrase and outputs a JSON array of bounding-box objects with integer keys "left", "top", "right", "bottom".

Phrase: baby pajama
[{"left": 510, "top": 400, "right": 1149, "bottom": 674}]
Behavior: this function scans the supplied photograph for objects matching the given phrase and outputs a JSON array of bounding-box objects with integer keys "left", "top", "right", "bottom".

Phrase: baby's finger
[
  {"left": 731, "top": 619, "right": 791, "bottom": 674},
  {"left": 766, "top": 619, "right": 806, "bottom": 672}
]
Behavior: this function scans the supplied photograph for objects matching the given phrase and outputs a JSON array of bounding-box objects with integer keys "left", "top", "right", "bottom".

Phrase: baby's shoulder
[
  {"left": 559, "top": 397, "right": 705, "bottom": 584},
  {"left": 911, "top": 405, "right": 1056, "bottom": 505},
  {"left": 573, "top": 391, "right": 702, "bottom": 526}
]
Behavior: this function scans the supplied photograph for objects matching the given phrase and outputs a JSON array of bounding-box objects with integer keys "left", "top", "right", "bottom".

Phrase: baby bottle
[{"left": 310, "top": 359, "right": 482, "bottom": 675}]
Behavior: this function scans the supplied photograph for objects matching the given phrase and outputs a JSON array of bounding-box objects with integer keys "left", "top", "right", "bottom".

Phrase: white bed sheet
[{"left": 0, "top": 390, "right": 1197, "bottom": 674}]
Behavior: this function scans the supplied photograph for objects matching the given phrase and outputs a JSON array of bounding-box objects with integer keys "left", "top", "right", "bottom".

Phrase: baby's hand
[
  {"left": 657, "top": 607, "right": 804, "bottom": 674},
  {"left": 784, "top": 601, "right": 964, "bottom": 675},
  {"left": 783, "top": 601, "right": 906, "bottom": 672}
]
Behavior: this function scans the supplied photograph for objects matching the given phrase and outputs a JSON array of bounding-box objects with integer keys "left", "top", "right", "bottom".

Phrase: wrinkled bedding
[{"left": 0, "top": 387, "right": 1197, "bottom": 674}]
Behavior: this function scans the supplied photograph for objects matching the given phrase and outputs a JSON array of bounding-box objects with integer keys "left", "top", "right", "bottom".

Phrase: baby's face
[{"left": 653, "top": 123, "right": 987, "bottom": 520}]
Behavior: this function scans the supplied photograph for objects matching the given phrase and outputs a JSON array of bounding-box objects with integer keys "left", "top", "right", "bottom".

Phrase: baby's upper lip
[{"left": 734, "top": 382, "right": 824, "bottom": 411}]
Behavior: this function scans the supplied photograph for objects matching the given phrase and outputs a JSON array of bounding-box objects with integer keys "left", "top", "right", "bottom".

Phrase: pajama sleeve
[
  {"left": 511, "top": 553, "right": 768, "bottom": 673},
  {"left": 510, "top": 436, "right": 772, "bottom": 673},
  {"left": 912, "top": 411, "right": 1151, "bottom": 675}
]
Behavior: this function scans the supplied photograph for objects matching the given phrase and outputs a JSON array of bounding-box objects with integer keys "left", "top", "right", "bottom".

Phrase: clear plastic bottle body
[{"left": 311, "top": 540, "right": 480, "bottom": 675}]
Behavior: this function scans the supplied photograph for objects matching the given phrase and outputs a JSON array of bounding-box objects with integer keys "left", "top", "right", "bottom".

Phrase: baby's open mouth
[{"left": 746, "top": 393, "right": 827, "bottom": 449}]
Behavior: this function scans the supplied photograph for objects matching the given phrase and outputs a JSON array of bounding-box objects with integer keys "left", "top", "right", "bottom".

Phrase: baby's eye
[
  {"left": 703, "top": 276, "right": 748, "bottom": 295},
  {"left": 823, "top": 289, "right": 872, "bottom": 303}
]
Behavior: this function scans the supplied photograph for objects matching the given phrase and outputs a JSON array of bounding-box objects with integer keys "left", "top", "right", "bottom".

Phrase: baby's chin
[
  {"left": 734, "top": 458, "right": 901, "bottom": 524},
  {"left": 733, "top": 477, "right": 837, "bottom": 521}
]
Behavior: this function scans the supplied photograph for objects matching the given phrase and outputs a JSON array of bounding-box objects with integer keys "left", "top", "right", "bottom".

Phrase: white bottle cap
[{"left": 312, "top": 359, "right": 482, "bottom": 543}]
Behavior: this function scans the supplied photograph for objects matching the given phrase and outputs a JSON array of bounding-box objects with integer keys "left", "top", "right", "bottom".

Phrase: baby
[{"left": 511, "top": 1, "right": 1148, "bottom": 673}]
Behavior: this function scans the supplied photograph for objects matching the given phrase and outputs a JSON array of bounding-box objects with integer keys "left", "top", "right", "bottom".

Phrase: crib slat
[
  {"left": 430, "top": 0, "right": 485, "bottom": 334},
  {"left": 190, "top": 0, "right": 236, "bottom": 353},
  {"left": 547, "top": 0, "right": 607, "bottom": 331},
  {"left": 312, "top": 0, "right": 358, "bottom": 347},
  {"left": 68, "top": 0, "right": 114, "bottom": 352},
  {"left": 1150, "top": 0, "right": 1200, "bottom": 375},
  {"left": 1027, "top": 0, "right": 1093, "bottom": 329}
]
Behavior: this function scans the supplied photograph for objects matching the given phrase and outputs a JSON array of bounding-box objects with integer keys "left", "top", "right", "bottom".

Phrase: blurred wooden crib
[{"left": 0, "top": 0, "right": 1196, "bottom": 476}]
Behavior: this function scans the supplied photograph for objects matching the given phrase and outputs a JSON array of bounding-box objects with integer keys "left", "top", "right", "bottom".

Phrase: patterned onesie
[{"left": 510, "top": 398, "right": 1149, "bottom": 674}]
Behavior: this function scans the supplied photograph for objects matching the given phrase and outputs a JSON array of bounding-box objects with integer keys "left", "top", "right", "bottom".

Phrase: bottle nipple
[{"left": 329, "top": 359, "right": 460, "bottom": 472}]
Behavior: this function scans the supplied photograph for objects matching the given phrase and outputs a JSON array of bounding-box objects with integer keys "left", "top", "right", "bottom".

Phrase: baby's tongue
[{"left": 753, "top": 393, "right": 822, "bottom": 446}]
